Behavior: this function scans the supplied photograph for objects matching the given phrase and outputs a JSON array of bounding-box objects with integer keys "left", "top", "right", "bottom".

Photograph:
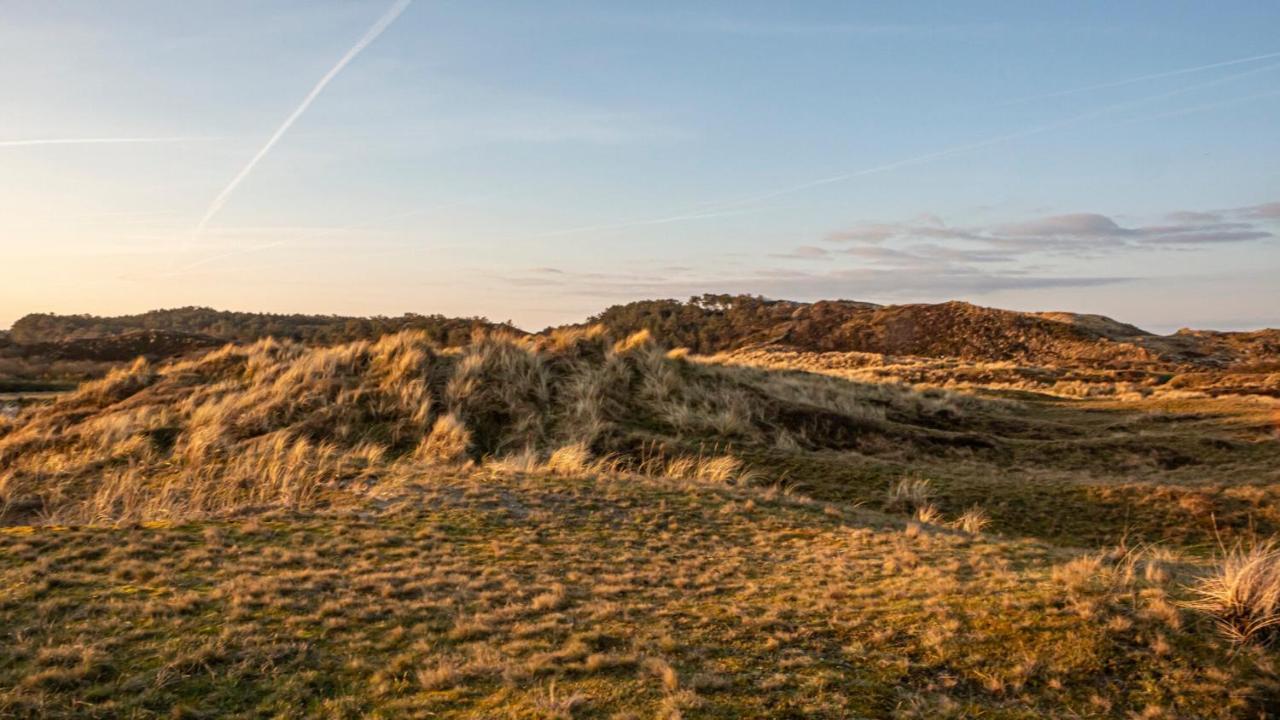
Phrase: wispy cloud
[
  {"left": 840, "top": 244, "right": 1019, "bottom": 267},
  {"left": 499, "top": 265, "right": 1127, "bottom": 303},
  {"left": 527, "top": 59, "right": 1280, "bottom": 239},
  {"left": 1240, "top": 201, "right": 1280, "bottom": 220},
  {"left": 190, "top": 0, "right": 412, "bottom": 240},
  {"left": 996, "top": 49, "right": 1280, "bottom": 106},
  {"left": 504, "top": 200, "right": 1273, "bottom": 311},
  {"left": 615, "top": 15, "right": 1003, "bottom": 39},
  {"left": 1166, "top": 201, "right": 1280, "bottom": 224},
  {"left": 770, "top": 245, "right": 832, "bottom": 260},
  {"left": 0, "top": 137, "right": 195, "bottom": 148},
  {"left": 691, "top": 60, "right": 1280, "bottom": 216},
  {"left": 823, "top": 206, "right": 1276, "bottom": 255},
  {"left": 1114, "top": 87, "right": 1280, "bottom": 125},
  {"left": 1167, "top": 210, "right": 1222, "bottom": 224},
  {"left": 995, "top": 213, "right": 1273, "bottom": 247}
]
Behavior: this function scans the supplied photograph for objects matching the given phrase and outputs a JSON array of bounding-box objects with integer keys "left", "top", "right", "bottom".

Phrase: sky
[{"left": 1, "top": 1, "right": 1278, "bottom": 333}]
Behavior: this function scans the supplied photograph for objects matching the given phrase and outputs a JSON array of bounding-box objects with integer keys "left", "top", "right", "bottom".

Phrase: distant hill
[
  {"left": 9, "top": 307, "right": 521, "bottom": 347},
  {"left": 581, "top": 295, "right": 1280, "bottom": 369},
  {"left": 6, "top": 299, "right": 1277, "bottom": 379},
  {"left": 581, "top": 294, "right": 877, "bottom": 354},
  {"left": 1, "top": 309, "right": 524, "bottom": 386},
  {"left": 8, "top": 330, "right": 224, "bottom": 363}
]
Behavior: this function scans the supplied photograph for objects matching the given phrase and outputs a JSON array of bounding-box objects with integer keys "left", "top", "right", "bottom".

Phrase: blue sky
[{"left": 1, "top": 1, "right": 1277, "bottom": 331}]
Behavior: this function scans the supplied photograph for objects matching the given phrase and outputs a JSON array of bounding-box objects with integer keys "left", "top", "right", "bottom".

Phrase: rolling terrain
[
  {"left": 584, "top": 295, "right": 1280, "bottom": 369},
  {"left": 1, "top": 300, "right": 1279, "bottom": 717},
  {"left": 0, "top": 309, "right": 518, "bottom": 391}
]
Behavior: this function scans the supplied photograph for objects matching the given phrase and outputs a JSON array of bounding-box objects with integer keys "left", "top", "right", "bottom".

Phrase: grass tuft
[
  {"left": 1189, "top": 541, "right": 1280, "bottom": 645},
  {"left": 952, "top": 505, "right": 991, "bottom": 535},
  {"left": 416, "top": 413, "right": 471, "bottom": 464},
  {"left": 885, "top": 476, "right": 932, "bottom": 514}
]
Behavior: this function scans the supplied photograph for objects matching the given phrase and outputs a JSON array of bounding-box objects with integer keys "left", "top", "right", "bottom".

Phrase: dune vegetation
[
  {"left": 0, "top": 327, "right": 957, "bottom": 524},
  {"left": 2, "top": 322, "right": 1279, "bottom": 717}
]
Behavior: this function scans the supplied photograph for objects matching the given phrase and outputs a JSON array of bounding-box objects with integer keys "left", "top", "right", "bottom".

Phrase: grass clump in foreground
[
  {"left": 1190, "top": 541, "right": 1280, "bottom": 647},
  {"left": 2, "top": 471, "right": 1278, "bottom": 718}
]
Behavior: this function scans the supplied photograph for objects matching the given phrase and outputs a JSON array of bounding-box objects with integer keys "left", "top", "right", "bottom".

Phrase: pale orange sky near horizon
[{"left": 3, "top": 2, "right": 1277, "bottom": 334}]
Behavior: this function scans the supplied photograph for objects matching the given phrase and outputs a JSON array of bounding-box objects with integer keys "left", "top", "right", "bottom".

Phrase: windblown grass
[
  {"left": 1189, "top": 541, "right": 1280, "bottom": 646},
  {"left": 712, "top": 344, "right": 1280, "bottom": 400},
  {"left": 0, "top": 327, "right": 950, "bottom": 524}
]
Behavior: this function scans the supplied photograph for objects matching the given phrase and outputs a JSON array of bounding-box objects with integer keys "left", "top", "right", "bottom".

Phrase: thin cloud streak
[
  {"left": 502, "top": 265, "right": 1130, "bottom": 302},
  {"left": 995, "top": 49, "right": 1280, "bottom": 106},
  {"left": 1116, "top": 87, "right": 1280, "bottom": 124},
  {"left": 189, "top": 0, "right": 412, "bottom": 242},
  {"left": 0, "top": 137, "right": 196, "bottom": 148},
  {"left": 819, "top": 204, "right": 1276, "bottom": 262},
  {"left": 537, "top": 59, "right": 1280, "bottom": 235},
  {"left": 694, "top": 60, "right": 1280, "bottom": 215}
]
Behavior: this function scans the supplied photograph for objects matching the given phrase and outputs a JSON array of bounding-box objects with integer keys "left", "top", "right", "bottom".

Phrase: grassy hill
[
  {"left": 2, "top": 326, "right": 1280, "bottom": 716},
  {"left": 0, "top": 310, "right": 521, "bottom": 389},
  {"left": 583, "top": 295, "right": 1280, "bottom": 370},
  {"left": 8, "top": 308, "right": 519, "bottom": 347},
  {"left": 0, "top": 327, "right": 991, "bottom": 524},
  {"left": 8, "top": 298, "right": 1277, "bottom": 393}
]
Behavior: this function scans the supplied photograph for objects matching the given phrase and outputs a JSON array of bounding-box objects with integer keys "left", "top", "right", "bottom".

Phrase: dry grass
[
  {"left": 912, "top": 503, "right": 943, "bottom": 525},
  {"left": 1, "top": 327, "right": 1280, "bottom": 716},
  {"left": 3, "top": 328, "right": 905, "bottom": 523},
  {"left": 952, "top": 505, "right": 991, "bottom": 535},
  {"left": 885, "top": 476, "right": 932, "bottom": 514},
  {"left": 8, "top": 329, "right": 1277, "bottom": 551},
  {"left": 712, "top": 344, "right": 1280, "bottom": 400},
  {"left": 0, "top": 471, "right": 1272, "bottom": 718},
  {"left": 415, "top": 413, "right": 471, "bottom": 464},
  {"left": 1189, "top": 541, "right": 1280, "bottom": 646}
]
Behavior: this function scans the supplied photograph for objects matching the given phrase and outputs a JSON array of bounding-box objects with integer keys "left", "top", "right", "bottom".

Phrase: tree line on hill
[
  {"left": 582, "top": 294, "right": 882, "bottom": 354},
  {"left": 10, "top": 296, "right": 1274, "bottom": 380},
  {"left": 8, "top": 308, "right": 518, "bottom": 347},
  {"left": 6, "top": 297, "right": 833, "bottom": 355}
]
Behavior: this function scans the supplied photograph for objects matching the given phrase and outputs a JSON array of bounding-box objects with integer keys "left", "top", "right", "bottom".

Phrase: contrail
[
  {"left": 0, "top": 137, "right": 194, "bottom": 148},
  {"left": 1116, "top": 87, "right": 1280, "bottom": 124},
  {"left": 536, "top": 59, "right": 1280, "bottom": 234},
  {"left": 699, "top": 60, "right": 1280, "bottom": 214},
  {"left": 190, "top": 0, "right": 412, "bottom": 240},
  {"left": 996, "top": 49, "right": 1280, "bottom": 106}
]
